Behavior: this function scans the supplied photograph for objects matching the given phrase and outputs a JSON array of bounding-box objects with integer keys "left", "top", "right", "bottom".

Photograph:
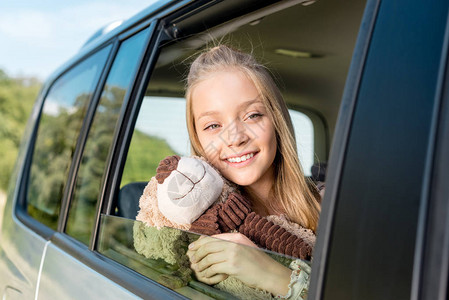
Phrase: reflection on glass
[
  {"left": 65, "top": 29, "right": 148, "bottom": 244},
  {"left": 27, "top": 46, "right": 111, "bottom": 229},
  {"left": 98, "top": 215, "right": 311, "bottom": 300}
]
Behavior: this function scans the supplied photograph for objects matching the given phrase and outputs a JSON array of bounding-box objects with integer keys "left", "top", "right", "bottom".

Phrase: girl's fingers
[
  {"left": 195, "top": 261, "right": 231, "bottom": 280},
  {"left": 191, "top": 251, "right": 227, "bottom": 272},
  {"left": 188, "top": 232, "right": 292, "bottom": 294},
  {"left": 188, "top": 239, "right": 226, "bottom": 263},
  {"left": 188, "top": 235, "right": 214, "bottom": 251},
  {"left": 194, "top": 273, "right": 228, "bottom": 285}
]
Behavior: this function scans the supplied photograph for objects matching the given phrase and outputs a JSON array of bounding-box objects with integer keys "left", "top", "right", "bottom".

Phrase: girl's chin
[{"left": 222, "top": 173, "right": 256, "bottom": 186}]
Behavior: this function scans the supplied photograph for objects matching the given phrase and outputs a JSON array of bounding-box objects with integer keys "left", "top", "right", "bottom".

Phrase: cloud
[
  {"left": 0, "top": 0, "right": 157, "bottom": 79},
  {"left": 0, "top": 1, "right": 153, "bottom": 49},
  {"left": 0, "top": 11, "right": 52, "bottom": 41},
  {"left": 42, "top": 99, "right": 78, "bottom": 117}
]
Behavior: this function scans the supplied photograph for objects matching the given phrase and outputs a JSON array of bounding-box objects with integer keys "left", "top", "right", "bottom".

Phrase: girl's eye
[
  {"left": 248, "top": 113, "right": 262, "bottom": 120},
  {"left": 204, "top": 124, "right": 220, "bottom": 131}
]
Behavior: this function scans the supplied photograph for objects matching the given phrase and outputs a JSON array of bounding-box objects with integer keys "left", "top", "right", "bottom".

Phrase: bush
[{"left": 0, "top": 69, "right": 41, "bottom": 190}]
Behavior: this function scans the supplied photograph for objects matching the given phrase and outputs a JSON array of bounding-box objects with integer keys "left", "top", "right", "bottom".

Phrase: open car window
[
  {"left": 99, "top": 0, "right": 365, "bottom": 298},
  {"left": 97, "top": 215, "right": 312, "bottom": 299}
]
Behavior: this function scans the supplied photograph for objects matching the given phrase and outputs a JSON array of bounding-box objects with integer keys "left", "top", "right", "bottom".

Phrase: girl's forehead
[{"left": 192, "top": 71, "right": 260, "bottom": 109}]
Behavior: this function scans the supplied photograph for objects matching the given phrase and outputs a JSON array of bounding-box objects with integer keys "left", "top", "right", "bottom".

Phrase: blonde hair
[{"left": 185, "top": 45, "right": 320, "bottom": 231}]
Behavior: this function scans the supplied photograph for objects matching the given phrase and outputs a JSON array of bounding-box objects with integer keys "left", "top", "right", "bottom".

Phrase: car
[{"left": 2, "top": 0, "right": 449, "bottom": 299}]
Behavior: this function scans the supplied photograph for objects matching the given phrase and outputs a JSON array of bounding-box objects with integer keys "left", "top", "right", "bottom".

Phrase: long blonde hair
[{"left": 185, "top": 45, "right": 320, "bottom": 231}]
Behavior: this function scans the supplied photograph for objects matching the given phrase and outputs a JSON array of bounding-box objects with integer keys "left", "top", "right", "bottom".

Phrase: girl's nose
[{"left": 224, "top": 119, "right": 250, "bottom": 148}]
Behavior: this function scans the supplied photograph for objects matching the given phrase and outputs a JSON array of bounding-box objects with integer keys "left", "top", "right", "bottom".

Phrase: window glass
[
  {"left": 65, "top": 29, "right": 148, "bottom": 245},
  {"left": 27, "top": 46, "right": 111, "bottom": 229},
  {"left": 97, "top": 215, "right": 309, "bottom": 299}
]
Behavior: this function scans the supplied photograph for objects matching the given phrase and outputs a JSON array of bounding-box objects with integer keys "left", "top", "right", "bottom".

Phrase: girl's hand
[{"left": 186, "top": 233, "right": 291, "bottom": 296}]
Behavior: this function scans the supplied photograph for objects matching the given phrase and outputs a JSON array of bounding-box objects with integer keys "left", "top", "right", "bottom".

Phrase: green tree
[{"left": 0, "top": 69, "right": 41, "bottom": 190}]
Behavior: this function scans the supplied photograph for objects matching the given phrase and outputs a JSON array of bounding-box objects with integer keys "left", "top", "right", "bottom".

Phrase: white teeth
[{"left": 227, "top": 153, "right": 254, "bottom": 163}]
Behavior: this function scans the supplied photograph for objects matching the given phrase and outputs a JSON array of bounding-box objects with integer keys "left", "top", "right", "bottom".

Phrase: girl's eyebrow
[
  {"left": 238, "top": 97, "right": 263, "bottom": 109},
  {"left": 197, "top": 98, "right": 263, "bottom": 121},
  {"left": 197, "top": 110, "right": 220, "bottom": 121}
]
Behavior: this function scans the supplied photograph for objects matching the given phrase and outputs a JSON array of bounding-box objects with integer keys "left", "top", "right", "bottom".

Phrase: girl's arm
[{"left": 186, "top": 233, "right": 292, "bottom": 296}]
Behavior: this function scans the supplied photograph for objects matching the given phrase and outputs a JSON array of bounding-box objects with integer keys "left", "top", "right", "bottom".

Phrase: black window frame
[{"left": 416, "top": 37, "right": 449, "bottom": 299}]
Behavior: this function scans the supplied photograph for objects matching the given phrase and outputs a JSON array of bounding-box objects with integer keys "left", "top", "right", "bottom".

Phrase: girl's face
[{"left": 191, "top": 69, "right": 277, "bottom": 190}]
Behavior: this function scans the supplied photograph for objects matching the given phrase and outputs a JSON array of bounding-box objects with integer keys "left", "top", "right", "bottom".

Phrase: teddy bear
[{"left": 133, "top": 155, "right": 315, "bottom": 299}]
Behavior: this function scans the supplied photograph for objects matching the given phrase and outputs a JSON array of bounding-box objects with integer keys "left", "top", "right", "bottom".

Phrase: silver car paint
[{"left": 37, "top": 242, "right": 140, "bottom": 299}]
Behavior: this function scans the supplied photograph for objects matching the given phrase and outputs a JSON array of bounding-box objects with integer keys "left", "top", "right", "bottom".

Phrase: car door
[{"left": 309, "top": 0, "right": 449, "bottom": 299}]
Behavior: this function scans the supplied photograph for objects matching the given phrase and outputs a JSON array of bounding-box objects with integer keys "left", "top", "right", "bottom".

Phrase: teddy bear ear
[{"left": 155, "top": 155, "right": 180, "bottom": 184}]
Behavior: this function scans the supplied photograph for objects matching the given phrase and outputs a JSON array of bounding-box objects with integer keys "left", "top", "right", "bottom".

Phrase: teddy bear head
[{"left": 155, "top": 155, "right": 224, "bottom": 225}]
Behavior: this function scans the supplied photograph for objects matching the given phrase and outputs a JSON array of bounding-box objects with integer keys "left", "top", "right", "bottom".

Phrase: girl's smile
[
  {"left": 192, "top": 69, "right": 277, "bottom": 191},
  {"left": 223, "top": 151, "right": 258, "bottom": 167}
]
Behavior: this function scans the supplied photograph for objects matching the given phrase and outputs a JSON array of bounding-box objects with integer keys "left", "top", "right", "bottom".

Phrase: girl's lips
[{"left": 223, "top": 151, "right": 258, "bottom": 167}]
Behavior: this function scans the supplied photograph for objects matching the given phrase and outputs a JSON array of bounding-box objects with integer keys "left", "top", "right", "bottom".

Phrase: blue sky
[{"left": 0, "top": 0, "right": 160, "bottom": 81}]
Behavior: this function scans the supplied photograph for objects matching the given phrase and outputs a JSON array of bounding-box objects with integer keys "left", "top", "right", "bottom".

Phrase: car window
[
  {"left": 26, "top": 46, "right": 111, "bottom": 230},
  {"left": 65, "top": 29, "right": 149, "bottom": 245},
  {"left": 109, "top": 31, "right": 317, "bottom": 300},
  {"left": 96, "top": 0, "right": 364, "bottom": 298}
]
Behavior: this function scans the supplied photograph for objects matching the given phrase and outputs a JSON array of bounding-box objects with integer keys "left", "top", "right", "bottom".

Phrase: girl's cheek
[{"left": 199, "top": 135, "right": 221, "bottom": 162}]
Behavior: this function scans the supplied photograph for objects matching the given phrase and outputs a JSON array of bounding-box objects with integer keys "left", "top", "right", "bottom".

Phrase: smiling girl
[{"left": 185, "top": 45, "right": 321, "bottom": 298}]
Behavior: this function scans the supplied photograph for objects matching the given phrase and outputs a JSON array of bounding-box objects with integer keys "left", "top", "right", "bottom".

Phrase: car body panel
[
  {"left": 37, "top": 242, "right": 140, "bottom": 299},
  {"left": 0, "top": 227, "right": 44, "bottom": 300},
  {"left": 0, "top": 91, "right": 49, "bottom": 299}
]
